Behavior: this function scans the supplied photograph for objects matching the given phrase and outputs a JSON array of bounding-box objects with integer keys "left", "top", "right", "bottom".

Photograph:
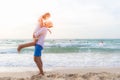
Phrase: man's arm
[{"left": 34, "top": 28, "right": 45, "bottom": 38}]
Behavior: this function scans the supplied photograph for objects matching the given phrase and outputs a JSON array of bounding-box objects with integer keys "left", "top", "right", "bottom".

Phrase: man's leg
[{"left": 34, "top": 56, "right": 44, "bottom": 75}]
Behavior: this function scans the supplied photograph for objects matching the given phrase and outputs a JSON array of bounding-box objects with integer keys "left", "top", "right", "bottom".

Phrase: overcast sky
[{"left": 0, "top": 0, "right": 120, "bottom": 39}]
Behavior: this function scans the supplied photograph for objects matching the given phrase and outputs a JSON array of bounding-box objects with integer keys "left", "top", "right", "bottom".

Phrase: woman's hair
[
  {"left": 42, "top": 12, "right": 51, "bottom": 19},
  {"left": 45, "top": 21, "right": 53, "bottom": 28}
]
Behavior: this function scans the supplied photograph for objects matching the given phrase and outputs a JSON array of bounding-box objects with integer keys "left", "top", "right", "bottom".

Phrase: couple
[{"left": 17, "top": 12, "right": 53, "bottom": 76}]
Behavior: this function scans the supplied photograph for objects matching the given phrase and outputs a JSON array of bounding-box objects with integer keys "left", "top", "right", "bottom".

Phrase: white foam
[{"left": 0, "top": 53, "right": 120, "bottom": 68}]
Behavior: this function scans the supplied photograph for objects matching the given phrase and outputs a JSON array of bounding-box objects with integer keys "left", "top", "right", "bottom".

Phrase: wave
[
  {"left": 0, "top": 46, "right": 120, "bottom": 54},
  {"left": 0, "top": 39, "right": 120, "bottom": 54}
]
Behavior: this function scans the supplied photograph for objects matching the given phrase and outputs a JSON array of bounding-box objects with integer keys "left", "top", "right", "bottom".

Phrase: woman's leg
[
  {"left": 34, "top": 56, "right": 44, "bottom": 75},
  {"left": 17, "top": 42, "right": 36, "bottom": 52}
]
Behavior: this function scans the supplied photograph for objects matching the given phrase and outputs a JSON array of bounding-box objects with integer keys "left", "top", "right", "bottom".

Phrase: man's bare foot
[
  {"left": 31, "top": 73, "right": 44, "bottom": 79},
  {"left": 17, "top": 45, "right": 22, "bottom": 53},
  {"left": 32, "top": 73, "right": 44, "bottom": 77},
  {"left": 37, "top": 72, "right": 44, "bottom": 76}
]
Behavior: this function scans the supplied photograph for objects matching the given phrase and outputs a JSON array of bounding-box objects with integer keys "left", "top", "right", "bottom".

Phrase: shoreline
[
  {"left": 0, "top": 67, "right": 120, "bottom": 80},
  {"left": 0, "top": 66, "right": 120, "bottom": 72}
]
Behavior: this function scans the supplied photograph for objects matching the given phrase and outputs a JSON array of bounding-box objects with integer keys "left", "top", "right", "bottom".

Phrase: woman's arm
[{"left": 38, "top": 17, "right": 44, "bottom": 27}]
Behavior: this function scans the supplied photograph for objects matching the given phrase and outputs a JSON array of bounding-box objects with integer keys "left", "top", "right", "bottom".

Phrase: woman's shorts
[{"left": 34, "top": 44, "right": 43, "bottom": 56}]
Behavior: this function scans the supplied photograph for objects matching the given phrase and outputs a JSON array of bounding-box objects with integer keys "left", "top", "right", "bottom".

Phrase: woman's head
[
  {"left": 42, "top": 12, "right": 51, "bottom": 20},
  {"left": 45, "top": 21, "right": 53, "bottom": 28}
]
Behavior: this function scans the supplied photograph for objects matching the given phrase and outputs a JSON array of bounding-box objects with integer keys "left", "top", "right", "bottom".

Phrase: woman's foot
[{"left": 17, "top": 45, "right": 22, "bottom": 53}]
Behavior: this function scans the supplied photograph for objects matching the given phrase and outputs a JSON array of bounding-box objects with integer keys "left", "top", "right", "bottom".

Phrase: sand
[{"left": 0, "top": 67, "right": 120, "bottom": 80}]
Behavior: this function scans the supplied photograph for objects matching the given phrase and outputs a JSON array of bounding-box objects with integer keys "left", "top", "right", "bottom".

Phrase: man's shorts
[{"left": 34, "top": 44, "right": 43, "bottom": 56}]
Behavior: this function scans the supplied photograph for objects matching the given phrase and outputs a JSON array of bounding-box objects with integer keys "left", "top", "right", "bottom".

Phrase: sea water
[{"left": 0, "top": 39, "right": 120, "bottom": 68}]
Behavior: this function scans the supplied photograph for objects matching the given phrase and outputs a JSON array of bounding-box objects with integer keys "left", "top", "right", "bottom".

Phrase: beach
[
  {"left": 0, "top": 67, "right": 120, "bottom": 80},
  {"left": 0, "top": 39, "right": 120, "bottom": 80}
]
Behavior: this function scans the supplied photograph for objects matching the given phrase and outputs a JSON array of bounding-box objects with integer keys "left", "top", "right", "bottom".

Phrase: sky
[{"left": 0, "top": 0, "right": 120, "bottom": 39}]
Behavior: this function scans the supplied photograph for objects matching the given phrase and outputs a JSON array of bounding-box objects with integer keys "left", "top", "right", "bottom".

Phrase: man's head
[{"left": 44, "top": 21, "right": 53, "bottom": 28}]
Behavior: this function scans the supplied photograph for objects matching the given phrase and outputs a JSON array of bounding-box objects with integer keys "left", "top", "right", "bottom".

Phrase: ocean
[{"left": 0, "top": 39, "right": 120, "bottom": 68}]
